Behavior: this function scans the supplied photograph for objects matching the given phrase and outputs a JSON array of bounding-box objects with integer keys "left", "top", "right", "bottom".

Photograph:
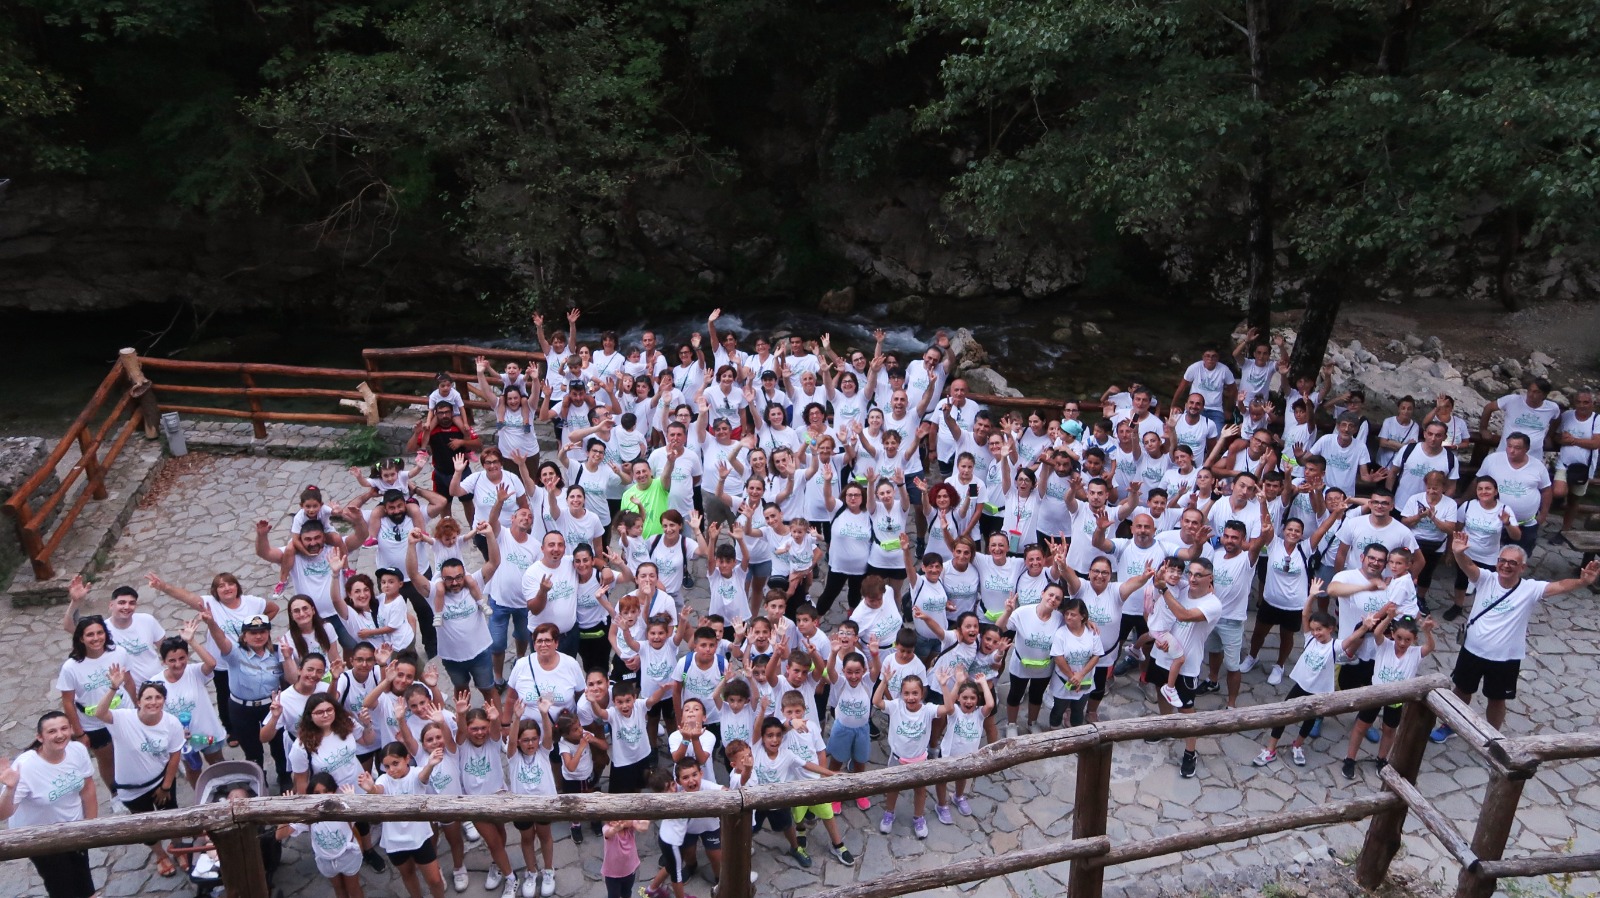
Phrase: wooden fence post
[
  {"left": 720, "top": 810, "right": 752, "bottom": 898},
  {"left": 119, "top": 348, "right": 160, "bottom": 440},
  {"left": 240, "top": 373, "right": 268, "bottom": 439},
  {"left": 1356, "top": 695, "right": 1438, "bottom": 888},
  {"left": 1454, "top": 772, "right": 1526, "bottom": 898},
  {"left": 363, "top": 352, "right": 388, "bottom": 419},
  {"left": 206, "top": 823, "right": 270, "bottom": 898},
  {"left": 1067, "top": 739, "right": 1113, "bottom": 898}
]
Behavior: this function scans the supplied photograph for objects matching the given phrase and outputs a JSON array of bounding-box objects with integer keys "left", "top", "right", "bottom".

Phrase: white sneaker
[
  {"left": 1239, "top": 655, "right": 1258, "bottom": 674},
  {"left": 1160, "top": 685, "right": 1181, "bottom": 706},
  {"left": 1004, "top": 723, "right": 1018, "bottom": 739},
  {"left": 501, "top": 874, "right": 519, "bottom": 898},
  {"left": 1266, "top": 665, "right": 1284, "bottom": 686},
  {"left": 521, "top": 872, "right": 539, "bottom": 898},
  {"left": 1252, "top": 748, "right": 1276, "bottom": 767},
  {"left": 486, "top": 865, "right": 505, "bottom": 891},
  {"left": 453, "top": 868, "right": 469, "bottom": 893},
  {"left": 540, "top": 868, "right": 556, "bottom": 897},
  {"left": 465, "top": 821, "right": 482, "bottom": 842}
]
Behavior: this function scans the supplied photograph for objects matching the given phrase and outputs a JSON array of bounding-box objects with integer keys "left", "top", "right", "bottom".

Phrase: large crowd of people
[{"left": 4, "top": 310, "right": 1598, "bottom": 898}]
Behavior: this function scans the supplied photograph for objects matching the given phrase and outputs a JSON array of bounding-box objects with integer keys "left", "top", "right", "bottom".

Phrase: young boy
[
  {"left": 707, "top": 539, "right": 752, "bottom": 628},
  {"left": 669, "top": 698, "right": 718, "bottom": 784},
  {"left": 724, "top": 733, "right": 816, "bottom": 868},
  {"left": 779, "top": 692, "right": 855, "bottom": 865},
  {"left": 711, "top": 672, "right": 765, "bottom": 772},
  {"left": 646, "top": 758, "right": 727, "bottom": 898},
  {"left": 675, "top": 626, "right": 728, "bottom": 739},
  {"left": 606, "top": 680, "right": 655, "bottom": 794}
]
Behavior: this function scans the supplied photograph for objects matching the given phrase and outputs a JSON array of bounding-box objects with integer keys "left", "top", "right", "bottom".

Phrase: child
[
  {"left": 675, "top": 624, "right": 729, "bottom": 739},
  {"left": 602, "top": 814, "right": 650, "bottom": 898},
  {"left": 607, "top": 592, "right": 644, "bottom": 683},
  {"left": 1253, "top": 583, "right": 1343, "bottom": 768},
  {"left": 397, "top": 704, "right": 470, "bottom": 892},
  {"left": 1342, "top": 610, "right": 1435, "bottom": 778},
  {"left": 732, "top": 727, "right": 831, "bottom": 869},
  {"left": 646, "top": 758, "right": 727, "bottom": 898},
  {"left": 623, "top": 613, "right": 683, "bottom": 754},
  {"left": 507, "top": 697, "right": 557, "bottom": 898},
  {"left": 1137, "top": 558, "right": 1190, "bottom": 708},
  {"left": 668, "top": 698, "right": 717, "bottom": 784},
  {"left": 936, "top": 670, "right": 994, "bottom": 818},
  {"left": 707, "top": 536, "right": 752, "bottom": 627},
  {"left": 824, "top": 647, "right": 876, "bottom": 813},
  {"left": 711, "top": 674, "right": 764, "bottom": 776},
  {"left": 758, "top": 591, "right": 793, "bottom": 648},
  {"left": 348, "top": 454, "right": 425, "bottom": 514},
  {"left": 878, "top": 628, "right": 928, "bottom": 700},
  {"left": 276, "top": 486, "right": 343, "bottom": 593},
  {"left": 778, "top": 690, "right": 854, "bottom": 865},
  {"left": 359, "top": 743, "right": 446, "bottom": 898},
  {"left": 454, "top": 693, "right": 517, "bottom": 898},
  {"left": 373, "top": 568, "right": 419, "bottom": 654},
  {"left": 557, "top": 710, "right": 607, "bottom": 843},
  {"left": 606, "top": 680, "right": 656, "bottom": 794},
  {"left": 872, "top": 674, "right": 947, "bottom": 840},
  {"left": 278, "top": 774, "right": 365, "bottom": 898},
  {"left": 849, "top": 575, "right": 904, "bottom": 656},
  {"left": 1046, "top": 596, "right": 1100, "bottom": 730}
]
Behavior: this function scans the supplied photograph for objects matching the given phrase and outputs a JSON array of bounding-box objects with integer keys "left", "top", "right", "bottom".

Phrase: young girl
[
  {"left": 871, "top": 674, "right": 948, "bottom": 840},
  {"left": 455, "top": 693, "right": 518, "bottom": 898},
  {"left": 1342, "top": 611, "right": 1436, "bottom": 778},
  {"left": 767, "top": 511, "right": 820, "bottom": 605},
  {"left": 823, "top": 648, "right": 876, "bottom": 809},
  {"left": 1253, "top": 584, "right": 1343, "bottom": 768},
  {"left": 361, "top": 744, "right": 446, "bottom": 898},
  {"left": 158, "top": 619, "right": 227, "bottom": 783},
  {"left": 935, "top": 669, "right": 994, "bottom": 820},
  {"left": 1046, "top": 597, "right": 1101, "bottom": 730},
  {"left": 557, "top": 710, "right": 607, "bottom": 844},
  {"left": 280, "top": 594, "right": 341, "bottom": 682},
  {"left": 279, "top": 774, "right": 365, "bottom": 898},
  {"left": 507, "top": 697, "right": 558, "bottom": 898},
  {"left": 398, "top": 702, "right": 471, "bottom": 892},
  {"left": 602, "top": 812, "right": 650, "bottom": 898}
]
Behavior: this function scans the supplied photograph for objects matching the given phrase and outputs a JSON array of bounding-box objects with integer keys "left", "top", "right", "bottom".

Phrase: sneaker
[
  {"left": 912, "top": 816, "right": 929, "bottom": 839},
  {"left": 540, "top": 870, "right": 557, "bottom": 898},
  {"left": 1292, "top": 745, "right": 1306, "bottom": 767},
  {"left": 831, "top": 802, "right": 842, "bottom": 815},
  {"left": 934, "top": 804, "right": 953, "bottom": 825},
  {"left": 362, "top": 537, "right": 379, "bottom": 548},
  {"left": 1341, "top": 758, "right": 1357, "bottom": 780},
  {"left": 1180, "top": 750, "right": 1198, "bottom": 779},
  {"left": 830, "top": 843, "right": 856, "bottom": 866},
  {"left": 1366, "top": 727, "right": 1381, "bottom": 744},
  {"left": 1267, "top": 665, "right": 1284, "bottom": 686},
  {"left": 1113, "top": 655, "right": 1140, "bottom": 677},
  {"left": 1252, "top": 748, "right": 1277, "bottom": 767},
  {"left": 789, "top": 847, "right": 813, "bottom": 869},
  {"left": 272, "top": 580, "right": 287, "bottom": 596},
  {"left": 683, "top": 574, "right": 696, "bottom": 590},
  {"left": 1430, "top": 725, "right": 1453, "bottom": 744},
  {"left": 1308, "top": 718, "right": 1323, "bottom": 739},
  {"left": 1376, "top": 758, "right": 1389, "bottom": 772},
  {"left": 486, "top": 866, "right": 505, "bottom": 891},
  {"left": 1442, "top": 605, "right": 1463, "bottom": 622},
  {"left": 522, "top": 873, "right": 539, "bottom": 898},
  {"left": 954, "top": 795, "right": 972, "bottom": 816},
  {"left": 453, "top": 868, "right": 469, "bottom": 893},
  {"left": 1239, "top": 655, "right": 1258, "bottom": 674},
  {"left": 1159, "top": 685, "right": 1181, "bottom": 706},
  {"left": 855, "top": 797, "right": 871, "bottom": 811},
  {"left": 1194, "top": 680, "right": 1220, "bottom": 696},
  {"left": 878, "top": 811, "right": 894, "bottom": 834},
  {"left": 570, "top": 823, "right": 584, "bottom": 844},
  {"left": 501, "top": 875, "right": 518, "bottom": 898},
  {"left": 1142, "top": 735, "right": 1166, "bottom": 745},
  {"left": 1005, "top": 723, "right": 1018, "bottom": 739},
  {"left": 465, "top": 821, "right": 482, "bottom": 843},
  {"left": 363, "top": 848, "right": 387, "bottom": 873}
]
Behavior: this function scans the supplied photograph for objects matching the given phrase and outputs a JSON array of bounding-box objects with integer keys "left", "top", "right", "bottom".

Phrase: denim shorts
[
  {"left": 442, "top": 648, "right": 496, "bottom": 691},
  {"left": 489, "top": 605, "right": 530, "bottom": 654},
  {"left": 825, "top": 721, "right": 871, "bottom": 765}
]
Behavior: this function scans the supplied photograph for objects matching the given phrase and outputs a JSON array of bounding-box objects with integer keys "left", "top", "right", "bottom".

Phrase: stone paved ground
[{"left": 3, "top": 450, "right": 1598, "bottom": 898}]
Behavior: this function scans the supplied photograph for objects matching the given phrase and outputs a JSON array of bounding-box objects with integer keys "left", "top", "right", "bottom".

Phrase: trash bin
[{"left": 160, "top": 411, "right": 188, "bottom": 457}]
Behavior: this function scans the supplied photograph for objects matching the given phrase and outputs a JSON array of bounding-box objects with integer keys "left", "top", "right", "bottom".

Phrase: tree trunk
[
  {"left": 1378, "top": 0, "right": 1432, "bottom": 77},
  {"left": 1495, "top": 210, "right": 1522, "bottom": 312},
  {"left": 1290, "top": 277, "right": 1342, "bottom": 382},
  {"left": 1243, "top": 0, "right": 1274, "bottom": 341}
]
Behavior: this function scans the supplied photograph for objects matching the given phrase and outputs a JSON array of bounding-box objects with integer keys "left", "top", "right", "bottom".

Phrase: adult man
[
  {"left": 1555, "top": 390, "right": 1600, "bottom": 533},
  {"left": 648, "top": 422, "right": 702, "bottom": 518},
  {"left": 1172, "top": 348, "right": 1237, "bottom": 430},
  {"left": 1308, "top": 412, "right": 1377, "bottom": 497},
  {"left": 1324, "top": 545, "right": 1406, "bottom": 699},
  {"left": 934, "top": 379, "right": 984, "bottom": 475},
  {"left": 905, "top": 339, "right": 954, "bottom": 414},
  {"left": 487, "top": 500, "right": 540, "bottom": 682},
  {"left": 1387, "top": 421, "right": 1459, "bottom": 507},
  {"left": 1170, "top": 395, "right": 1220, "bottom": 460},
  {"left": 406, "top": 523, "right": 501, "bottom": 703},
  {"left": 1476, "top": 433, "right": 1553, "bottom": 553},
  {"left": 1213, "top": 429, "right": 1276, "bottom": 482},
  {"left": 1110, "top": 386, "right": 1168, "bottom": 443},
  {"left": 1207, "top": 471, "right": 1266, "bottom": 541},
  {"left": 1481, "top": 377, "right": 1562, "bottom": 456},
  {"left": 254, "top": 513, "right": 368, "bottom": 649},
  {"left": 1063, "top": 477, "right": 1131, "bottom": 576},
  {"left": 1145, "top": 558, "right": 1224, "bottom": 779},
  {"left": 1231, "top": 329, "right": 1287, "bottom": 407},
  {"left": 1194, "top": 514, "right": 1271, "bottom": 708},
  {"left": 523, "top": 531, "right": 580, "bottom": 654},
  {"left": 1333, "top": 488, "right": 1421, "bottom": 575},
  {"left": 621, "top": 454, "right": 677, "bottom": 538},
  {"left": 1431, "top": 534, "right": 1598, "bottom": 741},
  {"left": 1094, "top": 512, "right": 1166, "bottom": 672}
]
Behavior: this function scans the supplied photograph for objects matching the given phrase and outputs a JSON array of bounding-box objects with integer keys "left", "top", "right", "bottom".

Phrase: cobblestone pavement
[{"left": 3, "top": 452, "right": 1598, "bottom": 898}]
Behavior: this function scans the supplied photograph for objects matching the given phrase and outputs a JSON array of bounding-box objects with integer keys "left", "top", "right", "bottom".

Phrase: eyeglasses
[
  {"left": 1185, "top": 571, "right": 1212, "bottom": 579},
  {"left": 1495, "top": 559, "right": 1524, "bottom": 568}
]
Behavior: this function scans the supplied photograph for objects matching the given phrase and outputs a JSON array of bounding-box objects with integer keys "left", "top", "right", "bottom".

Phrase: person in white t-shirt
[
  {"left": 1144, "top": 558, "right": 1224, "bottom": 780},
  {"left": 1476, "top": 433, "right": 1553, "bottom": 553},
  {"left": 1231, "top": 329, "right": 1286, "bottom": 407},
  {"left": 1387, "top": 421, "right": 1459, "bottom": 507},
  {"left": 0, "top": 711, "right": 100, "bottom": 896},
  {"left": 1375, "top": 396, "right": 1422, "bottom": 468},
  {"left": 1252, "top": 589, "right": 1341, "bottom": 769},
  {"left": 1308, "top": 413, "right": 1377, "bottom": 497},
  {"left": 62, "top": 579, "right": 166, "bottom": 685},
  {"left": 1431, "top": 533, "right": 1597, "bottom": 743},
  {"left": 1555, "top": 390, "right": 1600, "bottom": 532},
  {"left": 1481, "top": 378, "right": 1561, "bottom": 455},
  {"left": 1171, "top": 348, "right": 1237, "bottom": 430}
]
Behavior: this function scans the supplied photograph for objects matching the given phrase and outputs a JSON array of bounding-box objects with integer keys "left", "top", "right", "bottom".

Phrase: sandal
[{"left": 156, "top": 856, "right": 179, "bottom": 878}]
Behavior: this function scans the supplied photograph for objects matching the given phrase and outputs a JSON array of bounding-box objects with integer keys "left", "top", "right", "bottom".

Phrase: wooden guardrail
[{"left": 0, "top": 676, "right": 1551, "bottom": 898}]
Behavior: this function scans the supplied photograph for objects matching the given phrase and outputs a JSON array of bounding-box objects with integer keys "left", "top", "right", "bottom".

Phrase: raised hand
[{"left": 453, "top": 453, "right": 468, "bottom": 473}]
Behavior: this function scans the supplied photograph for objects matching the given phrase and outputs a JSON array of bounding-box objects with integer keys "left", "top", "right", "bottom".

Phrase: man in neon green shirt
[{"left": 621, "top": 449, "right": 678, "bottom": 537}]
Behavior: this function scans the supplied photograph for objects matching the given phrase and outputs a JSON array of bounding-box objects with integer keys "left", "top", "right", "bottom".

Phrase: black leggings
[
  {"left": 578, "top": 622, "right": 612, "bottom": 674},
  {"left": 606, "top": 874, "right": 636, "bottom": 898},
  {"left": 1007, "top": 674, "right": 1050, "bottom": 708},
  {"left": 1416, "top": 541, "right": 1446, "bottom": 590},
  {"left": 1049, "top": 696, "right": 1088, "bottom": 729},
  {"left": 815, "top": 571, "right": 863, "bottom": 617},
  {"left": 1269, "top": 684, "right": 1321, "bottom": 740},
  {"left": 228, "top": 700, "right": 289, "bottom": 784}
]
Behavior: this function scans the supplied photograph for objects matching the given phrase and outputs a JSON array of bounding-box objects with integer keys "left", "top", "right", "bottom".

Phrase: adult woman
[
  {"left": 864, "top": 471, "right": 912, "bottom": 586},
  {"left": 918, "top": 480, "right": 972, "bottom": 564},
  {"left": 551, "top": 484, "right": 604, "bottom": 556},
  {"left": 144, "top": 571, "right": 277, "bottom": 747},
  {"left": 801, "top": 435, "right": 846, "bottom": 541},
  {"left": 648, "top": 510, "right": 707, "bottom": 599},
  {"left": 971, "top": 532, "right": 1022, "bottom": 624},
  {"left": 476, "top": 361, "right": 541, "bottom": 471},
  {"left": 572, "top": 545, "right": 618, "bottom": 674},
  {"left": 1445, "top": 476, "right": 1520, "bottom": 621},
  {"left": 213, "top": 614, "right": 291, "bottom": 789},
  {"left": 261, "top": 653, "right": 335, "bottom": 759},
  {"left": 816, "top": 482, "right": 873, "bottom": 617},
  {"left": 55, "top": 615, "right": 127, "bottom": 789},
  {"left": 704, "top": 365, "right": 747, "bottom": 436},
  {"left": 1244, "top": 518, "right": 1313, "bottom": 685},
  {"left": 290, "top": 693, "right": 385, "bottom": 872},
  {"left": 754, "top": 402, "right": 802, "bottom": 459},
  {"left": 506, "top": 623, "right": 586, "bottom": 723},
  {"left": 453, "top": 448, "right": 529, "bottom": 542},
  {"left": 0, "top": 713, "right": 99, "bottom": 898},
  {"left": 829, "top": 367, "right": 870, "bottom": 433},
  {"left": 941, "top": 537, "right": 982, "bottom": 620},
  {"left": 1000, "top": 469, "right": 1042, "bottom": 557},
  {"left": 1398, "top": 471, "right": 1459, "bottom": 614},
  {"left": 280, "top": 594, "right": 340, "bottom": 683},
  {"left": 996, "top": 584, "right": 1063, "bottom": 736},
  {"left": 93, "top": 669, "right": 185, "bottom": 876},
  {"left": 158, "top": 617, "right": 227, "bottom": 784}
]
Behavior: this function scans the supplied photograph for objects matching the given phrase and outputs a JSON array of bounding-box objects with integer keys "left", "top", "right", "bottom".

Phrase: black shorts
[
  {"left": 387, "top": 839, "right": 438, "bottom": 868},
  {"left": 684, "top": 828, "right": 722, "bottom": 850},
  {"left": 31, "top": 850, "right": 94, "bottom": 898},
  {"left": 1145, "top": 662, "right": 1197, "bottom": 709},
  {"left": 1452, "top": 647, "right": 1522, "bottom": 701},
  {"left": 752, "top": 807, "right": 793, "bottom": 833},
  {"left": 514, "top": 819, "right": 548, "bottom": 832},
  {"left": 122, "top": 785, "right": 177, "bottom": 816},
  {"left": 865, "top": 563, "right": 905, "bottom": 581},
  {"left": 85, "top": 729, "right": 112, "bottom": 750},
  {"left": 1337, "top": 659, "right": 1374, "bottom": 691},
  {"left": 1357, "top": 704, "right": 1404, "bottom": 728},
  {"left": 1256, "top": 603, "right": 1302, "bottom": 632}
]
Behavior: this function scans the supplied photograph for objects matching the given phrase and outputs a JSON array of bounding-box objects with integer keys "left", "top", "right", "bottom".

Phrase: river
[{"left": 5, "top": 296, "right": 1236, "bottom": 437}]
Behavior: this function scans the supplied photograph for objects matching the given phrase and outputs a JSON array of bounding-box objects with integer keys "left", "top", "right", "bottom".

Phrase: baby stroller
[{"left": 172, "top": 761, "right": 283, "bottom": 898}]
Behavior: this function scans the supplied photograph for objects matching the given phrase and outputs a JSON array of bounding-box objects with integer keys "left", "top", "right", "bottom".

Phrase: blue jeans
[
  {"left": 1202, "top": 408, "right": 1226, "bottom": 431},
  {"left": 489, "top": 605, "right": 530, "bottom": 655},
  {"left": 825, "top": 721, "right": 871, "bottom": 765},
  {"left": 327, "top": 615, "right": 359, "bottom": 653},
  {"left": 442, "top": 648, "right": 496, "bottom": 692}
]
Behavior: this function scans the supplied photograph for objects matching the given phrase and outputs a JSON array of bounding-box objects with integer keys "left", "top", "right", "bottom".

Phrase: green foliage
[
  {"left": 0, "top": 21, "right": 85, "bottom": 172},
  {"left": 333, "top": 426, "right": 389, "bottom": 468}
]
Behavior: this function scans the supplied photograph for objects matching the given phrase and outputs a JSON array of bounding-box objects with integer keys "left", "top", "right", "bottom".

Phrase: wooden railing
[
  {"left": 362, "top": 344, "right": 548, "bottom": 418},
  {"left": 2, "top": 360, "right": 143, "bottom": 580},
  {"left": 8, "top": 677, "right": 1592, "bottom": 898}
]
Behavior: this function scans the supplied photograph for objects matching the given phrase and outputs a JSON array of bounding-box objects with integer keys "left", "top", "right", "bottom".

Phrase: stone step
[{"left": 4, "top": 441, "right": 165, "bottom": 606}]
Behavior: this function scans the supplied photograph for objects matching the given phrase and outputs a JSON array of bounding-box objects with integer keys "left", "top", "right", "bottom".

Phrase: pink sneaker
[
  {"left": 362, "top": 537, "right": 378, "bottom": 548},
  {"left": 272, "top": 580, "right": 286, "bottom": 596},
  {"left": 855, "top": 796, "right": 871, "bottom": 811},
  {"left": 831, "top": 802, "right": 842, "bottom": 815}
]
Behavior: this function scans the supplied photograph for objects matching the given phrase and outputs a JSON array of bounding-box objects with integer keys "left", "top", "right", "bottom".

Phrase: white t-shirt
[
  {"left": 510, "top": 746, "right": 558, "bottom": 797},
  {"left": 850, "top": 599, "right": 904, "bottom": 652},
  {"left": 105, "top": 708, "right": 184, "bottom": 800},
  {"left": 432, "top": 573, "right": 491, "bottom": 662},
  {"left": 1331, "top": 570, "right": 1391, "bottom": 662},
  {"left": 1262, "top": 539, "right": 1312, "bottom": 611},
  {"left": 1391, "top": 444, "right": 1459, "bottom": 508},
  {"left": 1457, "top": 500, "right": 1512, "bottom": 565},
  {"left": 648, "top": 446, "right": 702, "bottom": 517},
  {"left": 941, "top": 705, "right": 987, "bottom": 759},
  {"left": 203, "top": 595, "right": 269, "bottom": 673},
  {"left": 163, "top": 664, "right": 228, "bottom": 749},
  {"left": 1309, "top": 434, "right": 1371, "bottom": 496},
  {"left": 460, "top": 471, "right": 526, "bottom": 530},
  {"left": 1007, "top": 606, "right": 1062, "bottom": 678},
  {"left": 456, "top": 738, "right": 507, "bottom": 795},
  {"left": 666, "top": 730, "right": 717, "bottom": 783},
  {"left": 1400, "top": 492, "right": 1457, "bottom": 545},
  {"left": 55, "top": 647, "right": 130, "bottom": 733},
  {"left": 608, "top": 703, "right": 653, "bottom": 767},
  {"left": 288, "top": 727, "right": 369, "bottom": 789},
  {"left": 1172, "top": 416, "right": 1219, "bottom": 458},
  {"left": 107, "top": 614, "right": 166, "bottom": 685},
  {"left": 1210, "top": 550, "right": 1256, "bottom": 621},
  {"left": 1475, "top": 452, "right": 1551, "bottom": 525},
  {"left": 288, "top": 820, "right": 362, "bottom": 867},
  {"left": 1182, "top": 361, "right": 1236, "bottom": 411},
  {"left": 1375, "top": 416, "right": 1421, "bottom": 467},
  {"left": 1462, "top": 570, "right": 1547, "bottom": 662},
  {"left": 7, "top": 744, "right": 94, "bottom": 828},
  {"left": 828, "top": 510, "right": 873, "bottom": 575},
  {"left": 376, "top": 768, "right": 435, "bottom": 850},
  {"left": 1337, "top": 515, "right": 1419, "bottom": 570},
  {"left": 1494, "top": 393, "right": 1561, "bottom": 455},
  {"left": 750, "top": 746, "right": 808, "bottom": 786},
  {"left": 1238, "top": 358, "right": 1275, "bottom": 403},
  {"left": 1149, "top": 591, "right": 1223, "bottom": 679},
  {"left": 523, "top": 557, "right": 579, "bottom": 633},
  {"left": 675, "top": 654, "right": 728, "bottom": 725},
  {"left": 508, "top": 653, "right": 586, "bottom": 718},
  {"left": 1372, "top": 639, "right": 1423, "bottom": 687},
  {"left": 1047, "top": 626, "right": 1101, "bottom": 700},
  {"left": 1557, "top": 411, "right": 1600, "bottom": 475},
  {"left": 884, "top": 699, "right": 938, "bottom": 761},
  {"left": 1289, "top": 634, "right": 1341, "bottom": 694}
]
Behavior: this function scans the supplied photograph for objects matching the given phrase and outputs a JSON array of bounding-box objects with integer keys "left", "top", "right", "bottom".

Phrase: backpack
[
  {"left": 1396, "top": 442, "right": 1456, "bottom": 476},
  {"left": 649, "top": 534, "right": 690, "bottom": 574}
]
